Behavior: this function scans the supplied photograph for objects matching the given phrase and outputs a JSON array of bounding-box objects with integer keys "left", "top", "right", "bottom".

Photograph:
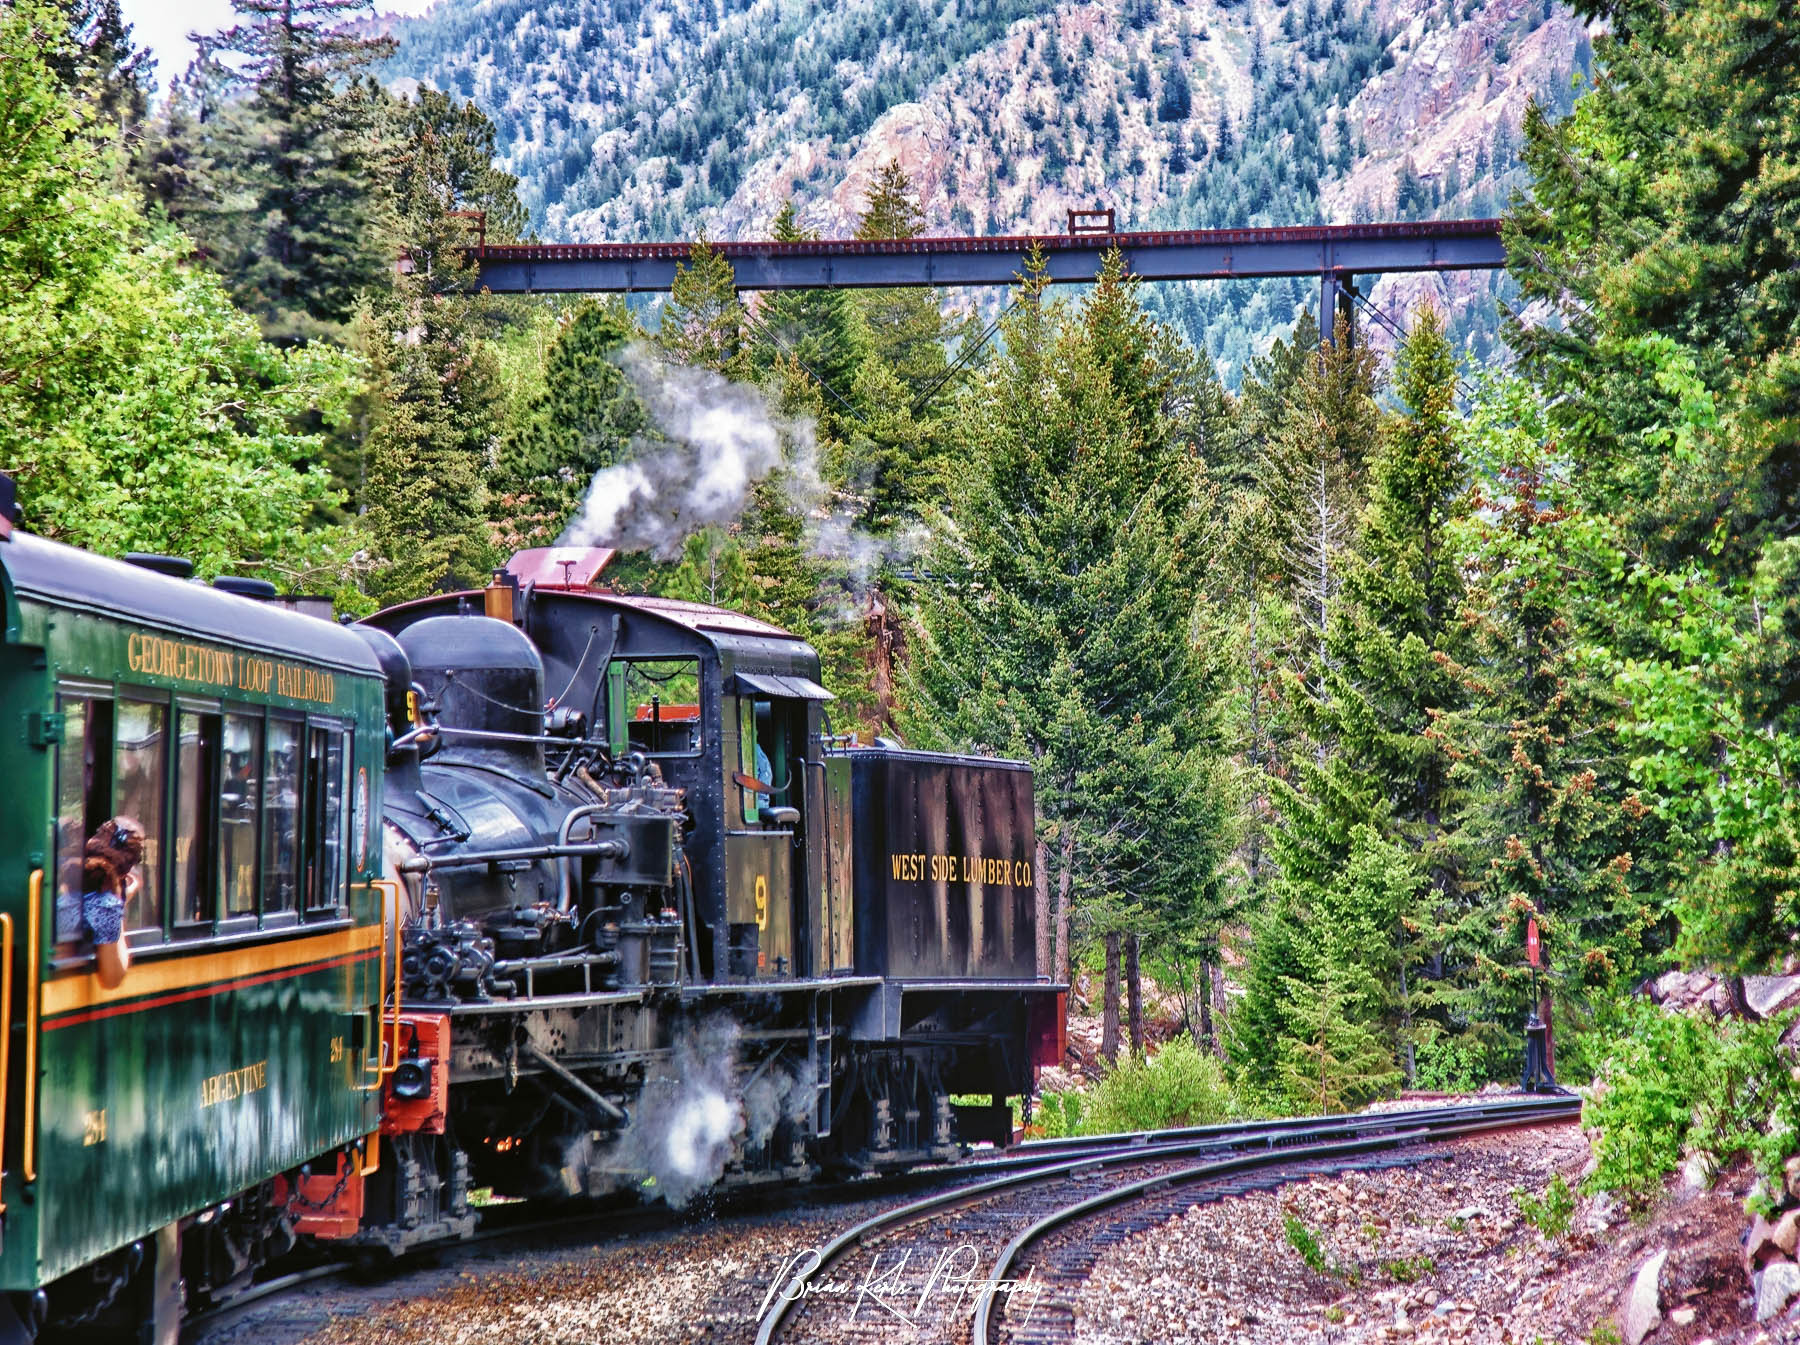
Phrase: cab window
[
  {"left": 738, "top": 697, "right": 764, "bottom": 824},
  {"left": 114, "top": 698, "right": 167, "bottom": 934},
  {"left": 606, "top": 658, "right": 703, "bottom": 758},
  {"left": 734, "top": 696, "right": 793, "bottom": 824}
]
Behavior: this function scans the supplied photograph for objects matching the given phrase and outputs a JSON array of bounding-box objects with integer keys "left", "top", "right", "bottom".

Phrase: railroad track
[
  {"left": 756, "top": 1093, "right": 1580, "bottom": 1345},
  {"left": 185, "top": 1094, "right": 1576, "bottom": 1343}
]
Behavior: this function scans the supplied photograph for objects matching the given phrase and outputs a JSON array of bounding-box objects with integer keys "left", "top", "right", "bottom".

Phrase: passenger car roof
[{"left": 0, "top": 531, "right": 382, "bottom": 675}]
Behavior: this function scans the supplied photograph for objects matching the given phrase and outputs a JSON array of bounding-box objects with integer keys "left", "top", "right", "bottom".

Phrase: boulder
[
  {"left": 1748, "top": 1214, "right": 1784, "bottom": 1275},
  {"left": 1700, "top": 978, "right": 1738, "bottom": 1017},
  {"left": 1777, "top": 1211, "right": 1800, "bottom": 1258},
  {"left": 1744, "top": 975, "right": 1800, "bottom": 1020},
  {"left": 1757, "top": 1260, "right": 1800, "bottom": 1322},
  {"left": 1682, "top": 1150, "right": 1717, "bottom": 1193},
  {"left": 1623, "top": 1249, "right": 1667, "bottom": 1345},
  {"left": 1649, "top": 970, "right": 1697, "bottom": 1005},
  {"left": 1781, "top": 1019, "right": 1800, "bottom": 1062},
  {"left": 1787, "top": 1154, "right": 1800, "bottom": 1202}
]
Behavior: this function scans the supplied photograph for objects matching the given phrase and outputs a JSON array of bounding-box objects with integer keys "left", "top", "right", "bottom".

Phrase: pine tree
[
  {"left": 903, "top": 250, "right": 1232, "bottom": 1026},
  {"left": 1435, "top": 381, "right": 1669, "bottom": 1060},
  {"left": 1251, "top": 312, "right": 1378, "bottom": 692},
  {"left": 659, "top": 236, "right": 749, "bottom": 376},
  {"left": 751, "top": 200, "right": 862, "bottom": 436},
  {"left": 494, "top": 300, "right": 648, "bottom": 548},
  {"left": 160, "top": 0, "right": 396, "bottom": 343},
  {"left": 360, "top": 285, "right": 503, "bottom": 604},
  {"left": 1157, "top": 66, "right": 1192, "bottom": 122},
  {"left": 1239, "top": 309, "right": 1467, "bottom": 1093},
  {"left": 856, "top": 159, "right": 926, "bottom": 240},
  {"left": 48, "top": 0, "right": 152, "bottom": 152},
  {"left": 1315, "top": 308, "right": 1469, "bottom": 1077},
  {"left": 852, "top": 161, "right": 948, "bottom": 407},
  {"left": 840, "top": 162, "right": 951, "bottom": 531}
]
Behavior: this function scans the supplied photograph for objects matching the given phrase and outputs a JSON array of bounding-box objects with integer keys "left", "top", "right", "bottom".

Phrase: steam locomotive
[
  {"left": 349, "top": 546, "right": 1064, "bottom": 1248},
  {"left": 0, "top": 498, "right": 1063, "bottom": 1340}
]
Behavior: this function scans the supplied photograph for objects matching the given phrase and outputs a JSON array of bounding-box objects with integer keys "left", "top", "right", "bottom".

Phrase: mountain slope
[{"left": 388, "top": 0, "right": 1591, "bottom": 373}]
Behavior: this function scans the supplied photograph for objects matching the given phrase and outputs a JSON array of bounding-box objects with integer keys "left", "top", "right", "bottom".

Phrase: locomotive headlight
[{"left": 392, "top": 1057, "right": 434, "bottom": 1101}]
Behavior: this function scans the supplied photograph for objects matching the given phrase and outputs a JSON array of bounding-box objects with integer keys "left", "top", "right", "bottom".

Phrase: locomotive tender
[{"left": 0, "top": 497, "right": 1064, "bottom": 1340}]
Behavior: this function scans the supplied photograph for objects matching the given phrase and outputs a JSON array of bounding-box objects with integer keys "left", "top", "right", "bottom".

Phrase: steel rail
[
  {"left": 970, "top": 1100, "right": 1582, "bottom": 1345},
  {"left": 181, "top": 1096, "right": 1573, "bottom": 1342},
  {"left": 1004, "top": 1092, "right": 1575, "bottom": 1158},
  {"left": 752, "top": 1094, "right": 1578, "bottom": 1345}
]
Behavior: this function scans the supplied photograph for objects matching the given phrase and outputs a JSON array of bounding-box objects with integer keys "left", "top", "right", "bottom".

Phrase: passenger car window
[
  {"left": 114, "top": 698, "right": 167, "bottom": 934},
  {"left": 305, "top": 725, "right": 347, "bottom": 912},
  {"left": 221, "top": 712, "right": 262, "bottom": 916},
  {"left": 53, "top": 696, "right": 112, "bottom": 944},
  {"left": 174, "top": 710, "right": 220, "bottom": 926},
  {"left": 263, "top": 717, "right": 301, "bottom": 914}
]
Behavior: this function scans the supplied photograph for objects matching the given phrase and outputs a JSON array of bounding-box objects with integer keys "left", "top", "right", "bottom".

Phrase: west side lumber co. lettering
[
  {"left": 127, "top": 632, "right": 336, "bottom": 704},
  {"left": 889, "top": 852, "right": 1033, "bottom": 888}
]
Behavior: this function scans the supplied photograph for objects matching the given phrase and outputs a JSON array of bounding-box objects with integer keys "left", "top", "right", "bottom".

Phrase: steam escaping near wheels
[{"left": 667, "top": 1092, "right": 737, "bottom": 1181}]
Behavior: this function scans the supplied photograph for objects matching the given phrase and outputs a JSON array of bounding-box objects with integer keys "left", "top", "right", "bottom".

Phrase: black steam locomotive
[{"left": 336, "top": 547, "right": 1064, "bottom": 1249}]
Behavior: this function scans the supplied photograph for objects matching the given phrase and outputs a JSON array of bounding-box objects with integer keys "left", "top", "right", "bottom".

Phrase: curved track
[
  {"left": 184, "top": 1094, "right": 1577, "bottom": 1344},
  {"left": 756, "top": 1094, "right": 1579, "bottom": 1345}
]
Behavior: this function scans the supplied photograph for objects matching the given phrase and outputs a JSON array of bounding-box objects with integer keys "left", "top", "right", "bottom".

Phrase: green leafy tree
[
  {"left": 0, "top": 0, "right": 357, "bottom": 586},
  {"left": 1505, "top": 0, "right": 1800, "bottom": 972}
]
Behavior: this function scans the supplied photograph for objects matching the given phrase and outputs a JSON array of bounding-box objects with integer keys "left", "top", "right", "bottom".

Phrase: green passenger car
[{"left": 0, "top": 526, "right": 390, "bottom": 1338}]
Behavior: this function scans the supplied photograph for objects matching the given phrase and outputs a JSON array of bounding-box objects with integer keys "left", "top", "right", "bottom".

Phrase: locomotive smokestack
[{"left": 505, "top": 546, "right": 616, "bottom": 592}]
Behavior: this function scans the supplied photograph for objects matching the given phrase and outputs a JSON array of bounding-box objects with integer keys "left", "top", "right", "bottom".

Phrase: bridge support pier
[{"left": 1320, "top": 269, "right": 1357, "bottom": 346}]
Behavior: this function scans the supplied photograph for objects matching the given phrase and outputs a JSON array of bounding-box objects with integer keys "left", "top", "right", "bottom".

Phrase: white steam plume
[{"left": 558, "top": 345, "right": 822, "bottom": 560}]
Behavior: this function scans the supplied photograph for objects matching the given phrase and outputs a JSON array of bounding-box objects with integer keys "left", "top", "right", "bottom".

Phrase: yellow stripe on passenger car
[{"left": 42, "top": 924, "right": 383, "bottom": 1019}]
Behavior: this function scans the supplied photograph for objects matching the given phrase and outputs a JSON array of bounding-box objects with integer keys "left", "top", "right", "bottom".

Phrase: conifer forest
[{"left": 5, "top": 0, "right": 1800, "bottom": 1212}]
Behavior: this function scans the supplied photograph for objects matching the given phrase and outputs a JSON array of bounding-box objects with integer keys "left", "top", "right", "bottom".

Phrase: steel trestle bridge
[{"left": 467, "top": 217, "right": 1507, "bottom": 333}]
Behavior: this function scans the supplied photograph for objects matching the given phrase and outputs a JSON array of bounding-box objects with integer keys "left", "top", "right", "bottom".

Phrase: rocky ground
[
  {"left": 1073, "top": 1125, "right": 1781, "bottom": 1345},
  {"left": 217, "top": 1105, "right": 1785, "bottom": 1345}
]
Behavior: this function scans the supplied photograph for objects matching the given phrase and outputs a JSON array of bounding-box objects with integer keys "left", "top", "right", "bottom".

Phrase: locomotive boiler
[{"left": 340, "top": 546, "right": 1066, "bottom": 1249}]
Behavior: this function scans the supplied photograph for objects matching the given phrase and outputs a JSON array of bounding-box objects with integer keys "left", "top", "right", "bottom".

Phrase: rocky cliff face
[{"left": 389, "top": 0, "right": 1592, "bottom": 372}]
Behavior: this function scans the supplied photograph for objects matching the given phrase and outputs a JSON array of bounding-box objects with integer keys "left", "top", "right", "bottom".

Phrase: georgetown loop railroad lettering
[{"left": 126, "top": 632, "right": 336, "bottom": 704}]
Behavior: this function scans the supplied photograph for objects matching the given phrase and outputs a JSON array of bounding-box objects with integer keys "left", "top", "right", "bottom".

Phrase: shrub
[
  {"left": 1080, "top": 1035, "right": 1237, "bottom": 1134},
  {"left": 1025, "top": 1089, "right": 1083, "bottom": 1139},
  {"left": 1583, "top": 1000, "right": 1800, "bottom": 1211},
  {"left": 1284, "top": 1213, "right": 1330, "bottom": 1275},
  {"left": 1514, "top": 1174, "right": 1576, "bottom": 1239},
  {"left": 1413, "top": 1030, "right": 1497, "bottom": 1093}
]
